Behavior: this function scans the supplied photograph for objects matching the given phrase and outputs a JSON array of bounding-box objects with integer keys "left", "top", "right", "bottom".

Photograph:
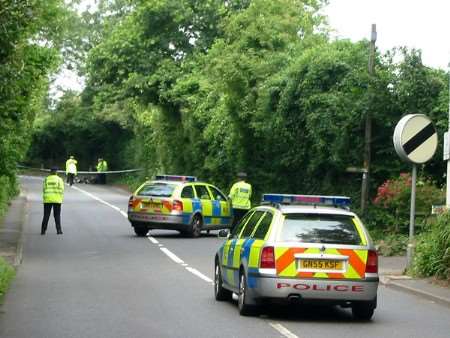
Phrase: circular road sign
[{"left": 393, "top": 114, "right": 438, "bottom": 164}]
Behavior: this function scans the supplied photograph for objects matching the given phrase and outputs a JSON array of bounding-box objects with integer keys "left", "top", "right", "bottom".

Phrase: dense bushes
[
  {"left": 369, "top": 173, "right": 444, "bottom": 233},
  {"left": 367, "top": 173, "right": 444, "bottom": 257},
  {"left": 414, "top": 213, "right": 450, "bottom": 279},
  {"left": 0, "top": 0, "right": 73, "bottom": 216}
]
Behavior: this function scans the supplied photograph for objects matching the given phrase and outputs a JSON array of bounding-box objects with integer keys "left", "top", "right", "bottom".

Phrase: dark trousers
[
  {"left": 232, "top": 208, "right": 249, "bottom": 228},
  {"left": 67, "top": 173, "right": 75, "bottom": 186},
  {"left": 41, "top": 203, "right": 62, "bottom": 234},
  {"left": 97, "top": 173, "right": 106, "bottom": 184}
]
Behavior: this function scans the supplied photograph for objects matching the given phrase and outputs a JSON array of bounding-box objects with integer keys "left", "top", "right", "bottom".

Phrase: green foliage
[
  {"left": 413, "top": 213, "right": 450, "bottom": 279},
  {"left": 0, "top": 175, "right": 18, "bottom": 218},
  {"left": 371, "top": 231, "right": 408, "bottom": 256},
  {"left": 25, "top": 0, "right": 450, "bottom": 211},
  {"left": 370, "top": 173, "right": 444, "bottom": 233},
  {"left": 0, "top": 257, "right": 15, "bottom": 300},
  {"left": 0, "top": 0, "right": 75, "bottom": 212}
]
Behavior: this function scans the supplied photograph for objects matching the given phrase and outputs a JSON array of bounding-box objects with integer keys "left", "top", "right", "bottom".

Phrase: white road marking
[
  {"left": 185, "top": 267, "right": 213, "bottom": 283},
  {"left": 70, "top": 185, "right": 294, "bottom": 338},
  {"left": 268, "top": 323, "right": 300, "bottom": 338},
  {"left": 160, "top": 248, "right": 185, "bottom": 264},
  {"left": 72, "top": 186, "right": 127, "bottom": 217},
  {"left": 148, "top": 236, "right": 159, "bottom": 244}
]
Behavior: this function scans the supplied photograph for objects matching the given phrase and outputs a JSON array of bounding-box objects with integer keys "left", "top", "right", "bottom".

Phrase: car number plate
[
  {"left": 300, "top": 259, "right": 343, "bottom": 270},
  {"left": 141, "top": 201, "right": 161, "bottom": 209}
]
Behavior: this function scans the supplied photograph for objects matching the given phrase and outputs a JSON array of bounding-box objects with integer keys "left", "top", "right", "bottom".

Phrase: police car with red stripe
[{"left": 214, "top": 194, "right": 378, "bottom": 320}]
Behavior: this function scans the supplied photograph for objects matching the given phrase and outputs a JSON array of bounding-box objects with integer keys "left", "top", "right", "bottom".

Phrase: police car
[
  {"left": 128, "top": 175, "right": 232, "bottom": 237},
  {"left": 214, "top": 194, "right": 378, "bottom": 320}
]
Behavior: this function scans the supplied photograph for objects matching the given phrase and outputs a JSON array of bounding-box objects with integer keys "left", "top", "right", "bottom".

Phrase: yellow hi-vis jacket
[
  {"left": 66, "top": 159, "right": 77, "bottom": 175},
  {"left": 96, "top": 160, "right": 108, "bottom": 172},
  {"left": 229, "top": 180, "right": 252, "bottom": 210},
  {"left": 43, "top": 174, "right": 64, "bottom": 204}
]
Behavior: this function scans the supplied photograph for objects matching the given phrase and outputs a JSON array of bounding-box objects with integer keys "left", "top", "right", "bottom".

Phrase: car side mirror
[{"left": 218, "top": 229, "right": 229, "bottom": 238}]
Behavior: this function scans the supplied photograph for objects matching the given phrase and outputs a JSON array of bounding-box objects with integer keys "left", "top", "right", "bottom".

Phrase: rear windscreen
[
  {"left": 137, "top": 183, "right": 176, "bottom": 197},
  {"left": 280, "top": 214, "right": 362, "bottom": 245}
]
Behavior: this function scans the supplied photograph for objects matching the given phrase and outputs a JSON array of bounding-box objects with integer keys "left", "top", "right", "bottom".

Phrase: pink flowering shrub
[{"left": 371, "top": 173, "right": 444, "bottom": 233}]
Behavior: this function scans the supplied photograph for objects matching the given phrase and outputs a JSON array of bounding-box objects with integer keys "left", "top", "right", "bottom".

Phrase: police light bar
[
  {"left": 155, "top": 175, "right": 197, "bottom": 182},
  {"left": 262, "top": 194, "right": 351, "bottom": 207}
]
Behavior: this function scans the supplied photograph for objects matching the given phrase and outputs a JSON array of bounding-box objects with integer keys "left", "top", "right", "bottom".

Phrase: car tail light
[
  {"left": 260, "top": 246, "right": 275, "bottom": 269},
  {"left": 128, "top": 196, "right": 134, "bottom": 207},
  {"left": 172, "top": 200, "right": 183, "bottom": 212},
  {"left": 366, "top": 250, "right": 378, "bottom": 273}
]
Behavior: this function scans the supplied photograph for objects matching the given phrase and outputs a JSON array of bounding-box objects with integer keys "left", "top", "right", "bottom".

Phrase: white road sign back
[{"left": 393, "top": 114, "right": 438, "bottom": 164}]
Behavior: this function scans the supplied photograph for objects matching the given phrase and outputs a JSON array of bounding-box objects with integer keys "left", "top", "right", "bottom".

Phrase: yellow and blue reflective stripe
[{"left": 212, "top": 200, "right": 221, "bottom": 216}]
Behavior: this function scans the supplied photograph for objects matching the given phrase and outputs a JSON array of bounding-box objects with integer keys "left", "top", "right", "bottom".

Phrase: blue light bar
[
  {"left": 262, "top": 194, "right": 351, "bottom": 207},
  {"left": 155, "top": 175, "right": 197, "bottom": 182}
]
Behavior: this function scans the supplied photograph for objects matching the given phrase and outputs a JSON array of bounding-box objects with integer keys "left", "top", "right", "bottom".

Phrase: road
[{"left": 1, "top": 176, "right": 450, "bottom": 338}]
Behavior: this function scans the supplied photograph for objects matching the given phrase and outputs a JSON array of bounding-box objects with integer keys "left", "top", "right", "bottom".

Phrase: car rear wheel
[
  {"left": 352, "top": 300, "right": 376, "bottom": 320},
  {"left": 189, "top": 215, "right": 202, "bottom": 238},
  {"left": 214, "top": 261, "right": 232, "bottom": 301},
  {"left": 133, "top": 223, "right": 149, "bottom": 237},
  {"left": 238, "top": 271, "right": 256, "bottom": 316}
]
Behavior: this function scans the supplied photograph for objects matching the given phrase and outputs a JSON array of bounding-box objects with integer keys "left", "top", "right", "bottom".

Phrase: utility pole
[
  {"left": 447, "top": 61, "right": 450, "bottom": 208},
  {"left": 361, "top": 24, "right": 377, "bottom": 215}
]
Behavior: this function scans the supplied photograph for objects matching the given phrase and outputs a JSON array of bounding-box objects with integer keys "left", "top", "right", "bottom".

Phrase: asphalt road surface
[{"left": 1, "top": 176, "right": 450, "bottom": 338}]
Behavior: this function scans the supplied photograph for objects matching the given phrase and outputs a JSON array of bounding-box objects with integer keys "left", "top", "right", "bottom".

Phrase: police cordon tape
[{"left": 17, "top": 164, "right": 143, "bottom": 175}]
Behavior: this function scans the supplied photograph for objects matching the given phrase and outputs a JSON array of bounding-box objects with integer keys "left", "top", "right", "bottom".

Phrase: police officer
[
  {"left": 41, "top": 166, "right": 64, "bottom": 235},
  {"left": 229, "top": 172, "right": 252, "bottom": 227},
  {"left": 96, "top": 158, "right": 108, "bottom": 184},
  {"left": 65, "top": 155, "right": 77, "bottom": 186}
]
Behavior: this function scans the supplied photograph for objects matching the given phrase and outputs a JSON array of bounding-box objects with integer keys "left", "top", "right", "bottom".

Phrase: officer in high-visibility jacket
[
  {"left": 41, "top": 167, "right": 64, "bottom": 235},
  {"left": 65, "top": 155, "right": 77, "bottom": 186},
  {"left": 96, "top": 158, "right": 108, "bottom": 184},
  {"left": 229, "top": 172, "right": 252, "bottom": 228}
]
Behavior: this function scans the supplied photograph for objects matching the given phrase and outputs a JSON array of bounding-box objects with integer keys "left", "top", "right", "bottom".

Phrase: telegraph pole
[
  {"left": 361, "top": 24, "right": 377, "bottom": 215},
  {"left": 447, "top": 62, "right": 450, "bottom": 208}
]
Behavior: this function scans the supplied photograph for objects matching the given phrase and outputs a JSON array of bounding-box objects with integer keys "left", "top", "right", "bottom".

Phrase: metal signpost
[{"left": 393, "top": 114, "right": 438, "bottom": 268}]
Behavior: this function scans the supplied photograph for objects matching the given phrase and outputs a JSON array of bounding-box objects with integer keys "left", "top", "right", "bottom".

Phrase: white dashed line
[
  {"left": 71, "top": 185, "right": 295, "bottom": 338},
  {"left": 160, "top": 248, "right": 185, "bottom": 264},
  {"left": 72, "top": 186, "right": 128, "bottom": 217},
  {"left": 148, "top": 236, "right": 159, "bottom": 244},
  {"left": 185, "top": 267, "right": 213, "bottom": 283},
  {"left": 268, "top": 323, "right": 299, "bottom": 338}
]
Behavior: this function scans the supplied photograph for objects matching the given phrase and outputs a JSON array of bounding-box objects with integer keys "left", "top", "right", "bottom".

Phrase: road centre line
[
  {"left": 47, "top": 184, "right": 299, "bottom": 338},
  {"left": 73, "top": 186, "right": 212, "bottom": 278},
  {"left": 185, "top": 267, "right": 213, "bottom": 284},
  {"left": 160, "top": 247, "right": 185, "bottom": 264},
  {"left": 268, "top": 323, "right": 300, "bottom": 338},
  {"left": 72, "top": 186, "right": 124, "bottom": 214},
  {"left": 148, "top": 236, "right": 159, "bottom": 244}
]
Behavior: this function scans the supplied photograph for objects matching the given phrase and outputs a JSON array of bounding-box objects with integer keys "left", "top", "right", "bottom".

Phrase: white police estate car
[
  {"left": 128, "top": 175, "right": 232, "bottom": 237},
  {"left": 214, "top": 194, "right": 378, "bottom": 320}
]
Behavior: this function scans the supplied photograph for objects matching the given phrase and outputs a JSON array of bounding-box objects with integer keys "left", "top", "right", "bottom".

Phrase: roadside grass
[{"left": 0, "top": 257, "right": 15, "bottom": 302}]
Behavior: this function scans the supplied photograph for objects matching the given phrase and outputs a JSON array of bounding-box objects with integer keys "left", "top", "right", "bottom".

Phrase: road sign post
[{"left": 393, "top": 114, "right": 438, "bottom": 269}]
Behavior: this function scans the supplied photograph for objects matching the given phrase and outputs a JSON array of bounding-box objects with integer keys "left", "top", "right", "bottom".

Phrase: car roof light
[
  {"left": 262, "top": 194, "right": 351, "bottom": 207},
  {"left": 155, "top": 175, "right": 197, "bottom": 182}
]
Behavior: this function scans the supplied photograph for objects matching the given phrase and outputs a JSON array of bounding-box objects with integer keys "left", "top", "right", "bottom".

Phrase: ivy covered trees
[
  {"left": 0, "top": 0, "right": 75, "bottom": 214},
  {"left": 26, "top": 0, "right": 449, "bottom": 207}
]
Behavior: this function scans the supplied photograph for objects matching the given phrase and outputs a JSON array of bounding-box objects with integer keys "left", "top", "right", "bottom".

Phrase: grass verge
[{"left": 0, "top": 257, "right": 15, "bottom": 302}]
